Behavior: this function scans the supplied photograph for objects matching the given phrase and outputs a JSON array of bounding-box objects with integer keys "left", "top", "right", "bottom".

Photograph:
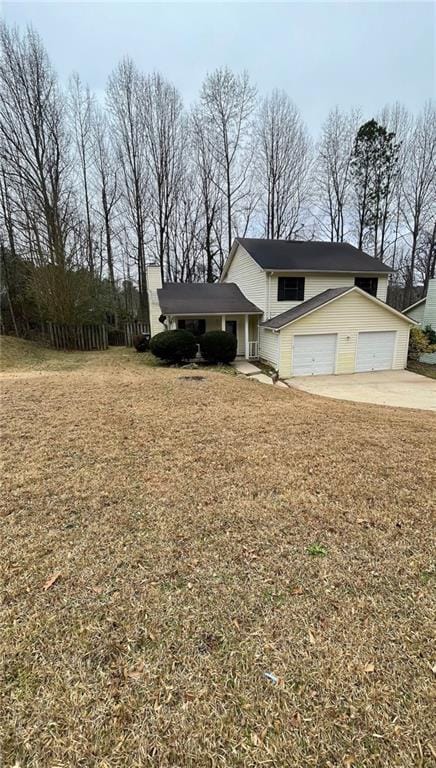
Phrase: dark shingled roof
[
  {"left": 157, "top": 282, "right": 262, "bottom": 315},
  {"left": 236, "top": 238, "right": 393, "bottom": 273},
  {"left": 261, "top": 287, "right": 352, "bottom": 329}
]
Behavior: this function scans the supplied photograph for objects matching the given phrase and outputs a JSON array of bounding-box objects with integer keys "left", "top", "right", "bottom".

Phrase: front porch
[{"left": 168, "top": 314, "right": 259, "bottom": 359}]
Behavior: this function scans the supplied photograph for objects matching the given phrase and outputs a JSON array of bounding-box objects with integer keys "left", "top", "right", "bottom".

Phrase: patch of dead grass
[{"left": 1, "top": 341, "right": 435, "bottom": 767}]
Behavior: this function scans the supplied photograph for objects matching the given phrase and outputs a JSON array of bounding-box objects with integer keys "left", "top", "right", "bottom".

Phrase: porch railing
[{"left": 247, "top": 340, "right": 259, "bottom": 359}]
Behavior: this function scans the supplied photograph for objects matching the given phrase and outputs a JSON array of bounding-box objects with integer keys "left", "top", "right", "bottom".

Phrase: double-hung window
[
  {"left": 277, "top": 277, "right": 305, "bottom": 302},
  {"left": 355, "top": 277, "right": 378, "bottom": 297}
]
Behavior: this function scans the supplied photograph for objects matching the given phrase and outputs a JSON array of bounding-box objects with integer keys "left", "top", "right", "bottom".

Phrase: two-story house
[{"left": 147, "top": 238, "right": 415, "bottom": 378}]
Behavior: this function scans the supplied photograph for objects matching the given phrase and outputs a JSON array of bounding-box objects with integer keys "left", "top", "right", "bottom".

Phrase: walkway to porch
[{"left": 231, "top": 359, "right": 289, "bottom": 388}]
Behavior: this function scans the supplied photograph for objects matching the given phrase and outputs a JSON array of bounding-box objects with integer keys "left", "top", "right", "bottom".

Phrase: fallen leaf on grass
[
  {"left": 308, "top": 630, "right": 316, "bottom": 645},
  {"left": 127, "top": 661, "right": 145, "bottom": 680},
  {"left": 364, "top": 662, "right": 375, "bottom": 673},
  {"left": 127, "top": 671, "right": 142, "bottom": 681},
  {"left": 43, "top": 571, "right": 61, "bottom": 591},
  {"left": 343, "top": 756, "right": 356, "bottom": 768}
]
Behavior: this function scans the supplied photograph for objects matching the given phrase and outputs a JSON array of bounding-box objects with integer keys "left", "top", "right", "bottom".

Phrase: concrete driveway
[{"left": 285, "top": 369, "right": 436, "bottom": 411}]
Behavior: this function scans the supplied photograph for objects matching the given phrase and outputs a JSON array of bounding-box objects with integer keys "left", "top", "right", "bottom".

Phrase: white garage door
[
  {"left": 293, "top": 334, "right": 337, "bottom": 376},
  {"left": 356, "top": 331, "right": 396, "bottom": 372}
]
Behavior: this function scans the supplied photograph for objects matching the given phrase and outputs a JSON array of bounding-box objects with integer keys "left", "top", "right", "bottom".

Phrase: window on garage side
[
  {"left": 277, "top": 277, "right": 305, "bottom": 301},
  {"left": 355, "top": 277, "right": 378, "bottom": 297},
  {"left": 177, "top": 318, "right": 206, "bottom": 336}
]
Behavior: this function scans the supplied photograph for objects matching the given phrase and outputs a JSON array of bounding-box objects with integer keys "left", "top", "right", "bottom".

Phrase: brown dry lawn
[{"left": 1, "top": 338, "right": 435, "bottom": 768}]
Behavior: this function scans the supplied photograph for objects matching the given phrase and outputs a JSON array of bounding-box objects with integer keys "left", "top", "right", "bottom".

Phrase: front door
[{"left": 225, "top": 320, "right": 237, "bottom": 337}]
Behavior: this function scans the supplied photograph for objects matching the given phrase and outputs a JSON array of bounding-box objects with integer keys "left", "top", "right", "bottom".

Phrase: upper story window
[
  {"left": 355, "top": 277, "right": 378, "bottom": 297},
  {"left": 277, "top": 277, "right": 305, "bottom": 302}
]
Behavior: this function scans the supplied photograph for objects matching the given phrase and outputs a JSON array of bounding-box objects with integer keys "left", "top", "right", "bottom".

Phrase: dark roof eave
[
  {"left": 163, "top": 310, "right": 263, "bottom": 316},
  {"left": 261, "top": 267, "right": 394, "bottom": 274}
]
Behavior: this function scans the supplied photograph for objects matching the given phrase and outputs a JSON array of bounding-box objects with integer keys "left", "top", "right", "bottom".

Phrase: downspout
[{"left": 266, "top": 271, "right": 272, "bottom": 320}]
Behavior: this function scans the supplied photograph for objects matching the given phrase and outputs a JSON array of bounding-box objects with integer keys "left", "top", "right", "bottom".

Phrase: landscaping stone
[{"left": 250, "top": 373, "right": 274, "bottom": 385}]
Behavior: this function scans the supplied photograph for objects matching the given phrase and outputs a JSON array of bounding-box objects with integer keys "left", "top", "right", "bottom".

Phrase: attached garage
[
  {"left": 356, "top": 331, "right": 396, "bottom": 372},
  {"left": 259, "top": 286, "right": 416, "bottom": 379},
  {"left": 293, "top": 333, "right": 337, "bottom": 376}
]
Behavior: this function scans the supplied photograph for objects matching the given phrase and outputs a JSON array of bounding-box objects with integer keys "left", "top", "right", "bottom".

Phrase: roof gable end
[{"left": 261, "top": 286, "right": 417, "bottom": 330}]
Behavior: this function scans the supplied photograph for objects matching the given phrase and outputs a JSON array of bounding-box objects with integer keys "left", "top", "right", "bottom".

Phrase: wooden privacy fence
[
  {"left": 123, "top": 322, "right": 149, "bottom": 347},
  {"left": 2, "top": 321, "right": 150, "bottom": 351},
  {"left": 48, "top": 322, "right": 108, "bottom": 351}
]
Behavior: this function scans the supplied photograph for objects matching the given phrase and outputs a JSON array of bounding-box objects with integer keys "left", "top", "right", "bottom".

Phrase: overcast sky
[{"left": 2, "top": 1, "right": 435, "bottom": 134}]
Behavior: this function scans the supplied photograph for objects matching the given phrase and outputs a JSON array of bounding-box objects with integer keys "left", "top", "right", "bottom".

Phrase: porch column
[
  {"left": 244, "top": 314, "right": 249, "bottom": 358},
  {"left": 221, "top": 314, "right": 226, "bottom": 331}
]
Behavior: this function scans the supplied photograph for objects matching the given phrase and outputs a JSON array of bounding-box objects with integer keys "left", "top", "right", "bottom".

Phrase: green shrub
[
  {"left": 199, "top": 330, "right": 237, "bottom": 364},
  {"left": 423, "top": 324, "right": 436, "bottom": 346},
  {"left": 408, "top": 326, "right": 432, "bottom": 360},
  {"left": 150, "top": 329, "right": 197, "bottom": 363},
  {"left": 133, "top": 334, "right": 150, "bottom": 353}
]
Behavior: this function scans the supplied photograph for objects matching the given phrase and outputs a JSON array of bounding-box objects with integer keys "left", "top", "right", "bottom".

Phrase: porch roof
[{"left": 157, "top": 282, "right": 262, "bottom": 316}]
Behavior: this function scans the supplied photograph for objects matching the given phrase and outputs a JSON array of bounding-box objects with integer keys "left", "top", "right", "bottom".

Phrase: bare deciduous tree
[
  {"left": 199, "top": 68, "right": 256, "bottom": 253},
  {"left": 190, "top": 107, "right": 223, "bottom": 281},
  {"left": 0, "top": 24, "right": 71, "bottom": 266},
  {"left": 142, "top": 72, "right": 185, "bottom": 281},
  {"left": 92, "top": 105, "right": 120, "bottom": 310},
  {"left": 0, "top": 23, "right": 81, "bottom": 322},
  {"left": 400, "top": 101, "right": 436, "bottom": 303},
  {"left": 255, "top": 90, "right": 311, "bottom": 239},
  {"left": 69, "top": 73, "right": 96, "bottom": 275},
  {"left": 316, "top": 108, "right": 359, "bottom": 242},
  {"left": 107, "top": 58, "right": 149, "bottom": 321}
]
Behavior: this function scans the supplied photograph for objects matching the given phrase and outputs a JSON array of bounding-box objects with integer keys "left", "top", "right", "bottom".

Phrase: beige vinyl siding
[
  {"left": 146, "top": 266, "right": 164, "bottom": 337},
  {"left": 277, "top": 290, "right": 411, "bottom": 378},
  {"left": 223, "top": 244, "right": 266, "bottom": 313},
  {"left": 259, "top": 328, "right": 279, "bottom": 367},
  {"left": 377, "top": 276, "right": 388, "bottom": 302},
  {"left": 268, "top": 273, "right": 388, "bottom": 319}
]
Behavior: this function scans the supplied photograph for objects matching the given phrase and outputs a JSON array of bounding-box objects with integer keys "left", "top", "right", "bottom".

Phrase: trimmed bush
[
  {"left": 199, "top": 330, "right": 237, "bottom": 364},
  {"left": 408, "top": 326, "right": 432, "bottom": 360},
  {"left": 150, "top": 329, "right": 197, "bottom": 363},
  {"left": 133, "top": 333, "right": 150, "bottom": 353}
]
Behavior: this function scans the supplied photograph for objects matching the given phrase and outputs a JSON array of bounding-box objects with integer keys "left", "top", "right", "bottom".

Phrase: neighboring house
[
  {"left": 147, "top": 238, "right": 416, "bottom": 378},
  {"left": 403, "top": 278, "right": 436, "bottom": 330}
]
